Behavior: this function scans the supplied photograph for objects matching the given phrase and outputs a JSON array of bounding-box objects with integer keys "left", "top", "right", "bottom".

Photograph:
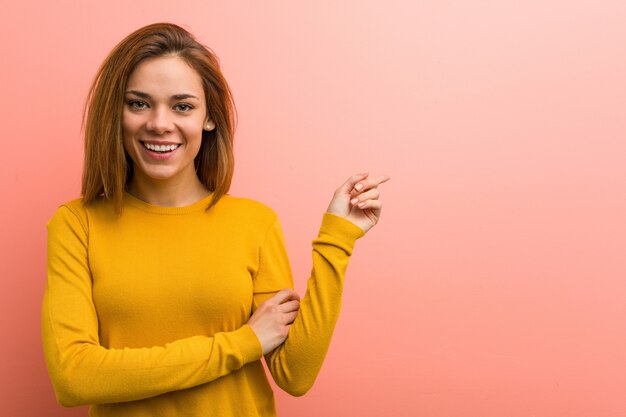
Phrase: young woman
[{"left": 42, "top": 22, "right": 388, "bottom": 417}]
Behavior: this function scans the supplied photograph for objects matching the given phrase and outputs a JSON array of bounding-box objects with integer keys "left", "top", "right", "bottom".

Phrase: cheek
[
  {"left": 121, "top": 129, "right": 138, "bottom": 163},
  {"left": 122, "top": 138, "right": 133, "bottom": 159},
  {"left": 121, "top": 114, "right": 140, "bottom": 149},
  {"left": 183, "top": 121, "right": 205, "bottom": 143},
  {"left": 122, "top": 112, "right": 137, "bottom": 135},
  {"left": 121, "top": 129, "right": 134, "bottom": 153}
]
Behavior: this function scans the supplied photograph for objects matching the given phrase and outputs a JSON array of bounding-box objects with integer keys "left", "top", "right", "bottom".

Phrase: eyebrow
[{"left": 125, "top": 90, "right": 200, "bottom": 100}]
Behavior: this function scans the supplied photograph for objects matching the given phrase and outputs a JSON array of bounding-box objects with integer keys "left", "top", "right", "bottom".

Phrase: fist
[{"left": 247, "top": 289, "right": 300, "bottom": 355}]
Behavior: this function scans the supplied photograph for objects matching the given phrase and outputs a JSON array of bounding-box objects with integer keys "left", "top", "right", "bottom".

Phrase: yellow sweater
[{"left": 42, "top": 192, "right": 364, "bottom": 416}]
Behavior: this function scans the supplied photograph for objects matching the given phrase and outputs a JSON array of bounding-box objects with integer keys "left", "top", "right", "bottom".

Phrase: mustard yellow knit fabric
[{"left": 42, "top": 193, "right": 364, "bottom": 416}]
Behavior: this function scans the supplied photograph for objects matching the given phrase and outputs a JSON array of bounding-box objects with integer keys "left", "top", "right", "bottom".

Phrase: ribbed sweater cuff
[
  {"left": 232, "top": 325, "right": 264, "bottom": 363},
  {"left": 318, "top": 213, "right": 365, "bottom": 254}
]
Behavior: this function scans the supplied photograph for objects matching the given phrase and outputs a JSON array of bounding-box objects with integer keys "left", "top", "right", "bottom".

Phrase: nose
[{"left": 146, "top": 107, "right": 174, "bottom": 134}]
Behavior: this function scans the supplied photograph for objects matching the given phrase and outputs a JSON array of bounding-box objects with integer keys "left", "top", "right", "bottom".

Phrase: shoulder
[
  {"left": 46, "top": 198, "right": 90, "bottom": 240},
  {"left": 48, "top": 196, "right": 115, "bottom": 231},
  {"left": 217, "top": 195, "right": 278, "bottom": 222},
  {"left": 48, "top": 197, "right": 87, "bottom": 225},
  {"left": 214, "top": 195, "right": 281, "bottom": 237},
  {"left": 59, "top": 197, "right": 87, "bottom": 215}
]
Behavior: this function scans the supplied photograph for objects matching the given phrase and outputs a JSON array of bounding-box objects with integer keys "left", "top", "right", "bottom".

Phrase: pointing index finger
[
  {"left": 353, "top": 175, "right": 391, "bottom": 193},
  {"left": 373, "top": 175, "right": 391, "bottom": 186}
]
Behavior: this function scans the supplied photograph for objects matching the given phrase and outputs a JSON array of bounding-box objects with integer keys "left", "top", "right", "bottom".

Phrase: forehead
[{"left": 126, "top": 55, "right": 204, "bottom": 96}]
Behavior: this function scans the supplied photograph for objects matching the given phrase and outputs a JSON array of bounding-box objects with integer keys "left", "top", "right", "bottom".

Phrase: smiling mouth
[{"left": 141, "top": 142, "right": 181, "bottom": 153}]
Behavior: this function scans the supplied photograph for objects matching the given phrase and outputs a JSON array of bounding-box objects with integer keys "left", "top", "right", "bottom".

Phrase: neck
[{"left": 127, "top": 172, "right": 210, "bottom": 207}]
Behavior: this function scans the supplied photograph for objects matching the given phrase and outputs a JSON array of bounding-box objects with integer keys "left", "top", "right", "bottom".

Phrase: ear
[{"left": 204, "top": 119, "right": 216, "bottom": 131}]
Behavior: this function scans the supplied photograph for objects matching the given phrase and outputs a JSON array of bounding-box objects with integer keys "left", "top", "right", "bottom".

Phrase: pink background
[{"left": 1, "top": 1, "right": 625, "bottom": 416}]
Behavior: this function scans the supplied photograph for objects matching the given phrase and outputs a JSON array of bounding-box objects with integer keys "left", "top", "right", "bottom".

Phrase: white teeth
[{"left": 143, "top": 143, "right": 180, "bottom": 152}]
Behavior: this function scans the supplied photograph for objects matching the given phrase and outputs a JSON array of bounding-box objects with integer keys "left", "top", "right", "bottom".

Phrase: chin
[{"left": 140, "top": 168, "right": 181, "bottom": 181}]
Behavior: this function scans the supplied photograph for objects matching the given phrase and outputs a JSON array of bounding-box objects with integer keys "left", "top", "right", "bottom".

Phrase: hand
[
  {"left": 247, "top": 289, "right": 301, "bottom": 355},
  {"left": 326, "top": 172, "right": 390, "bottom": 233}
]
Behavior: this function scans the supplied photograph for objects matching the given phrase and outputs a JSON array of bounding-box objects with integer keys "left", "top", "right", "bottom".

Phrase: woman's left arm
[{"left": 252, "top": 173, "right": 389, "bottom": 396}]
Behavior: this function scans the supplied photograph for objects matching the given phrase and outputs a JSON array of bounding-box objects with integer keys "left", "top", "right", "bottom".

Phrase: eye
[
  {"left": 174, "top": 103, "right": 193, "bottom": 112},
  {"left": 126, "top": 100, "right": 148, "bottom": 110}
]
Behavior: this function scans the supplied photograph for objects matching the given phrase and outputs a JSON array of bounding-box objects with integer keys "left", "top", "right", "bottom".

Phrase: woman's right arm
[{"left": 42, "top": 205, "right": 264, "bottom": 407}]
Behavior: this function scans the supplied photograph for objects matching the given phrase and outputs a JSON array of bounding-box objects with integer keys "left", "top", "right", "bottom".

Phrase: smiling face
[{"left": 122, "top": 55, "right": 213, "bottom": 191}]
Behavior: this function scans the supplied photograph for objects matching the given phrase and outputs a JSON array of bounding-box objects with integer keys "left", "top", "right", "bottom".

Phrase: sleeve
[
  {"left": 41, "top": 205, "right": 263, "bottom": 407},
  {"left": 252, "top": 212, "right": 365, "bottom": 396}
]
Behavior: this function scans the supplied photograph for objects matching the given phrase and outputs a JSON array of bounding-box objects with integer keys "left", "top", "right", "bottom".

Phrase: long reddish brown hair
[{"left": 82, "top": 22, "right": 236, "bottom": 214}]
